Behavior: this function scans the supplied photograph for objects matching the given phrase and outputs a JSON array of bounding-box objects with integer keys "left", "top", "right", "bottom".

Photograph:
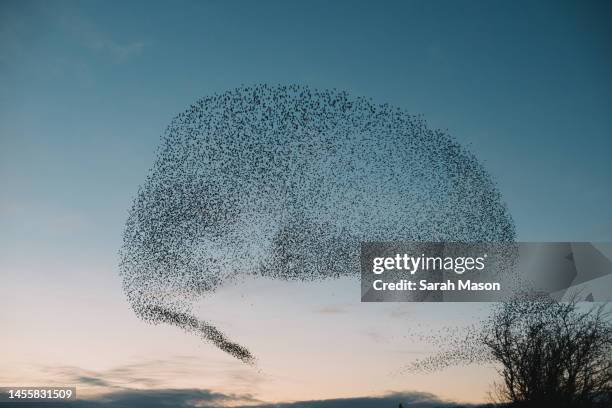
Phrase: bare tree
[{"left": 483, "top": 294, "right": 612, "bottom": 407}]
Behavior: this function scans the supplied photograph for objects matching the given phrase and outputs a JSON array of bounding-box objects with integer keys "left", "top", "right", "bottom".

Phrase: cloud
[
  {"left": 38, "top": 357, "right": 266, "bottom": 395},
  {"left": 57, "top": 9, "right": 145, "bottom": 64},
  {"left": 315, "top": 305, "right": 348, "bottom": 314},
  {"left": 85, "top": 388, "right": 258, "bottom": 408},
  {"left": 9, "top": 389, "right": 483, "bottom": 408},
  {"left": 11, "top": 362, "right": 483, "bottom": 408},
  {"left": 86, "top": 38, "right": 145, "bottom": 63},
  {"left": 244, "top": 392, "right": 481, "bottom": 408},
  {"left": 40, "top": 364, "right": 159, "bottom": 389},
  {"left": 7, "top": 388, "right": 258, "bottom": 408},
  {"left": 0, "top": 2, "right": 145, "bottom": 73},
  {"left": 75, "top": 375, "right": 112, "bottom": 388}
]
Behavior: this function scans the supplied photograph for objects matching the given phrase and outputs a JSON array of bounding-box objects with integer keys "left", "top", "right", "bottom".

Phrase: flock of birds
[
  {"left": 400, "top": 293, "right": 570, "bottom": 374},
  {"left": 119, "top": 84, "right": 515, "bottom": 364}
]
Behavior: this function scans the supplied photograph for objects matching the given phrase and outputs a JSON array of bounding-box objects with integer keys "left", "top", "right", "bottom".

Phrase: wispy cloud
[
  {"left": 22, "top": 360, "right": 483, "bottom": 407},
  {"left": 244, "top": 392, "right": 480, "bottom": 408},
  {"left": 0, "top": 2, "right": 146, "bottom": 72},
  {"left": 19, "top": 389, "right": 479, "bottom": 408},
  {"left": 75, "top": 376, "right": 112, "bottom": 388},
  {"left": 86, "top": 37, "right": 145, "bottom": 63},
  {"left": 38, "top": 356, "right": 266, "bottom": 395},
  {"left": 11, "top": 388, "right": 259, "bottom": 408},
  {"left": 86, "top": 388, "right": 259, "bottom": 407},
  {"left": 314, "top": 305, "right": 348, "bottom": 314},
  {"left": 58, "top": 8, "right": 146, "bottom": 64},
  {"left": 6, "top": 389, "right": 480, "bottom": 408}
]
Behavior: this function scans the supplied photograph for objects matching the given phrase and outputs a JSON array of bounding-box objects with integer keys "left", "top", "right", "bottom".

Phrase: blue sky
[
  {"left": 1, "top": 0, "right": 611, "bottom": 404},
  {"left": 2, "top": 0, "right": 611, "bottom": 246}
]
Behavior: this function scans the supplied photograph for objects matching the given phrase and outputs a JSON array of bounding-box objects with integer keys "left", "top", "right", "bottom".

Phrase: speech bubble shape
[{"left": 119, "top": 85, "right": 515, "bottom": 363}]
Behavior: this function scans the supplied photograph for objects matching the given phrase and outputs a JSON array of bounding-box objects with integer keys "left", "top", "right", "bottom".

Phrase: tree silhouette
[{"left": 483, "top": 294, "right": 612, "bottom": 407}]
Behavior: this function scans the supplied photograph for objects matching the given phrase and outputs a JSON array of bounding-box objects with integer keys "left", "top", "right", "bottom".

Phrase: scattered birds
[{"left": 400, "top": 293, "right": 572, "bottom": 374}]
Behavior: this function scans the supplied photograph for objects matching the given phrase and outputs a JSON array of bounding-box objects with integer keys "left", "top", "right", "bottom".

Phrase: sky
[{"left": 0, "top": 0, "right": 611, "bottom": 406}]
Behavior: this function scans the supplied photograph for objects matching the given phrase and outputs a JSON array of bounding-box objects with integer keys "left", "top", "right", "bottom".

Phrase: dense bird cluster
[{"left": 119, "top": 84, "right": 515, "bottom": 363}]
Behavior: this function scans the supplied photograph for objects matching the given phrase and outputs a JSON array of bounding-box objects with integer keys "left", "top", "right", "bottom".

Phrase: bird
[{"left": 119, "top": 84, "right": 515, "bottom": 364}]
